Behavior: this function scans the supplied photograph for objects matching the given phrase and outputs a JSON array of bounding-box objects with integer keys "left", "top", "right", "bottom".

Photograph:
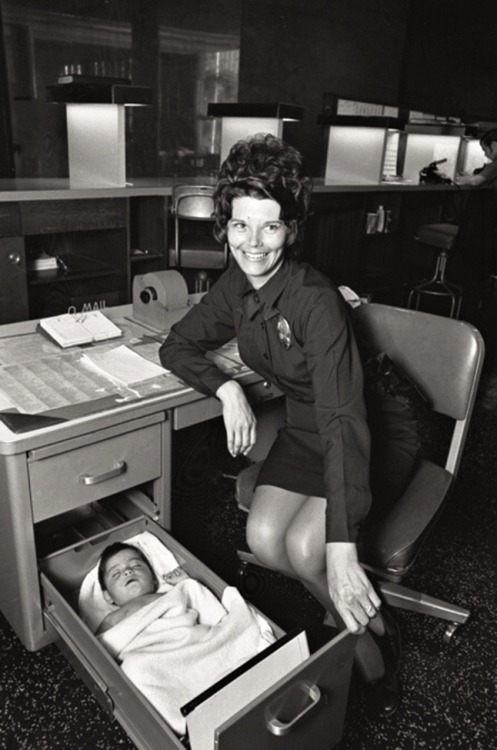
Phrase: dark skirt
[{"left": 254, "top": 398, "right": 327, "bottom": 498}]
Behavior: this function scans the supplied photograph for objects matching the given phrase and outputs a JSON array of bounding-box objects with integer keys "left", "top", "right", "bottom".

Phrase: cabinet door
[{"left": 0, "top": 237, "right": 29, "bottom": 323}]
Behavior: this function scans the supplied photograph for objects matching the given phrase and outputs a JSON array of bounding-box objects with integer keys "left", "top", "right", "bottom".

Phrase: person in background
[
  {"left": 159, "top": 133, "right": 400, "bottom": 717},
  {"left": 456, "top": 129, "right": 497, "bottom": 188},
  {"left": 456, "top": 129, "right": 497, "bottom": 309}
]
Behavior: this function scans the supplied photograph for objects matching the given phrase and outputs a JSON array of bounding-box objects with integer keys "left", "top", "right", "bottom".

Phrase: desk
[{"left": 0, "top": 306, "right": 283, "bottom": 651}]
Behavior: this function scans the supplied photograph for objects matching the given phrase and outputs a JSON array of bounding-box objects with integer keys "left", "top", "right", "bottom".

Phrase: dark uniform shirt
[
  {"left": 159, "top": 259, "right": 372, "bottom": 544},
  {"left": 480, "top": 158, "right": 497, "bottom": 189}
]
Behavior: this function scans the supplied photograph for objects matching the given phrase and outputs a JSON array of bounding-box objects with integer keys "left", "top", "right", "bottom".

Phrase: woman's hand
[
  {"left": 326, "top": 542, "right": 382, "bottom": 634},
  {"left": 216, "top": 380, "right": 257, "bottom": 456}
]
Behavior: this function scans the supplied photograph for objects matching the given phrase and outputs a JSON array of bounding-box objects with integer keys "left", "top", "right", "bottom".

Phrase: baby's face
[{"left": 103, "top": 549, "right": 155, "bottom": 606}]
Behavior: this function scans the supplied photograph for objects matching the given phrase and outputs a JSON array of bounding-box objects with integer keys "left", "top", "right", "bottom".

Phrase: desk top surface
[{"left": 0, "top": 305, "right": 254, "bottom": 455}]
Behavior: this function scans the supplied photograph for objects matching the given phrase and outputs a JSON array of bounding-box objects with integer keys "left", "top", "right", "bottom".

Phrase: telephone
[{"left": 419, "top": 158, "right": 453, "bottom": 185}]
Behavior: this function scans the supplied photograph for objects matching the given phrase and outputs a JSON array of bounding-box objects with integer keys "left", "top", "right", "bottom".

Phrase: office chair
[
  {"left": 169, "top": 185, "right": 229, "bottom": 291},
  {"left": 236, "top": 303, "right": 485, "bottom": 643}
]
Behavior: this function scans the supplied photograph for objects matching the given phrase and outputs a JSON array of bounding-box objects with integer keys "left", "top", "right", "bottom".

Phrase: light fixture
[
  {"left": 46, "top": 81, "right": 153, "bottom": 107},
  {"left": 317, "top": 115, "right": 406, "bottom": 185},
  {"left": 207, "top": 102, "right": 304, "bottom": 161},
  {"left": 46, "top": 78, "right": 152, "bottom": 187}
]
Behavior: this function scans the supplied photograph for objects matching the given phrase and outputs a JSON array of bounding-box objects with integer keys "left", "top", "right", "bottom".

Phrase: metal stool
[{"left": 408, "top": 223, "right": 462, "bottom": 319}]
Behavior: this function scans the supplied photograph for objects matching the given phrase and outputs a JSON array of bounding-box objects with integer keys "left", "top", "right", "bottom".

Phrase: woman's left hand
[
  {"left": 326, "top": 542, "right": 382, "bottom": 634},
  {"left": 216, "top": 380, "right": 257, "bottom": 456}
]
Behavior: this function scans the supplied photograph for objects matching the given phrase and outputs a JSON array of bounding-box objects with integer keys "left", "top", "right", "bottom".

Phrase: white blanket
[{"left": 97, "top": 580, "right": 275, "bottom": 735}]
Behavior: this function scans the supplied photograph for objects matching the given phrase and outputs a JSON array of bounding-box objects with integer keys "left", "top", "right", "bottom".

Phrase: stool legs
[{"left": 408, "top": 251, "right": 463, "bottom": 319}]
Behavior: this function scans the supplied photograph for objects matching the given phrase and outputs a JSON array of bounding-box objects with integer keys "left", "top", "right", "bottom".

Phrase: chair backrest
[
  {"left": 172, "top": 185, "right": 215, "bottom": 220},
  {"left": 354, "top": 304, "right": 484, "bottom": 577},
  {"left": 353, "top": 303, "right": 485, "bottom": 477},
  {"left": 170, "top": 185, "right": 228, "bottom": 271}
]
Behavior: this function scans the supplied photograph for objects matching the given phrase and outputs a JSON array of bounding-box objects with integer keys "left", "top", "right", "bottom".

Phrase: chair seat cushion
[
  {"left": 415, "top": 223, "right": 459, "bottom": 251},
  {"left": 236, "top": 462, "right": 263, "bottom": 512},
  {"left": 359, "top": 458, "right": 452, "bottom": 577}
]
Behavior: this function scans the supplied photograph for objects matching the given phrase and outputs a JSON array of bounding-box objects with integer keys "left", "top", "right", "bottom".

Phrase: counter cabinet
[
  {"left": 0, "top": 180, "right": 491, "bottom": 326},
  {"left": 0, "top": 186, "right": 171, "bottom": 324},
  {"left": 303, "top": 184, "right": 493, "bottom": 312}
]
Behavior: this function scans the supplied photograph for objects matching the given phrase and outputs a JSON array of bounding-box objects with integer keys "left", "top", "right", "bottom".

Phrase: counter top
[{"left": 0, "top": 177, "right": 473, "bottom": 201}]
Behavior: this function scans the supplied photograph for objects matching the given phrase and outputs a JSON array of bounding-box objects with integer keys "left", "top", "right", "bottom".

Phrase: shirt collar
[{"left": 238, "top": 260, "right": 292, "bottom": 320}]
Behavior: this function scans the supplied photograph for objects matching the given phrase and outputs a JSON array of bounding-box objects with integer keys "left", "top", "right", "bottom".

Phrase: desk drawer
[
  {"left": 30, "top": 424, "right": 162, "bottom": 522},
  {"left": 39, "top": 515, "right": 354, "bottom": 750}
]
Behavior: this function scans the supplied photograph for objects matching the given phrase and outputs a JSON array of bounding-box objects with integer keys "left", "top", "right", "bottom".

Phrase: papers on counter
[{"left": 81, "top": 345, "right": 168, "bottom": 387}]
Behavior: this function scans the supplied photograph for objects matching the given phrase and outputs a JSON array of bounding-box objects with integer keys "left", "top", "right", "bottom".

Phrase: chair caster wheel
[
  {"left": 443, "top": 622, "right": 461, "bottom": 643},
  {"left": 237, "top": 560, "right": 270, "bottom": 599}
]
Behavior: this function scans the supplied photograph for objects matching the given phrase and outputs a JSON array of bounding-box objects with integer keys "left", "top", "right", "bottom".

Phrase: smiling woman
[
  {"left": 226, "top": 197, "right": 289, "bottom": 288},
  {"left": 160, "top": 132, "right": 402, "bottom": 718}
]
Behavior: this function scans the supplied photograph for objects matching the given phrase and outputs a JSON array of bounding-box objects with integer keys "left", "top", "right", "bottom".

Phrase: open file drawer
[{"left": 39, "top": 507, "right": 355, "bottom": 750}]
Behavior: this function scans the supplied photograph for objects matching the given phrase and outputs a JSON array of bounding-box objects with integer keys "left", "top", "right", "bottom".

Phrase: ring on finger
[{"left": 365, "top": 604, "right": 375, "bottom": 616}]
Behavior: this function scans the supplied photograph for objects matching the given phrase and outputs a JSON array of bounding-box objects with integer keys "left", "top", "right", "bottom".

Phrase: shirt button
[
  {"left": 254, "top": 294, "right": 260, "bottom": 303},
  {"left": 263, "top": 353, "right": 269, "bottom": 360}
]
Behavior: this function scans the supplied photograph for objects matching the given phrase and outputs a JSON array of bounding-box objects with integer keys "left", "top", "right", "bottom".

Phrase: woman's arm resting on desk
[
  {"left": 216, "top": 380, "right": 257, "bottom": 457},
  {"left": 455, "top": 173, "right": 487, "bottom": 187}
]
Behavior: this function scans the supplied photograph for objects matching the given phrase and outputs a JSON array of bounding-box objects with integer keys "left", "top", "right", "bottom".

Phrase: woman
[{"left": 159, "top": 133, "right": 400, "bottom": 716}]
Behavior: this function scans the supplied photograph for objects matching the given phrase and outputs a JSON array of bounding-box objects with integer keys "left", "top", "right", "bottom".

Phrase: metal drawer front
[
  {"left": 30, "top": 423, "right": 162, "bottom": 522},
  {"left": 215, "top": 630, "right": 354, "bottom": 750}
]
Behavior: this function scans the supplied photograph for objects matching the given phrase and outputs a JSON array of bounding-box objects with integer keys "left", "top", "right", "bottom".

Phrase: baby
[{"left": 96, "top": 542, "right": 188, "bottom": 634}]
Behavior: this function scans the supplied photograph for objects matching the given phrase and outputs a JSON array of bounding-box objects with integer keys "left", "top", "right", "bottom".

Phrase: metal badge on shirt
[{"left": 276, "top": 315, "right": 292, "bottom": 349}]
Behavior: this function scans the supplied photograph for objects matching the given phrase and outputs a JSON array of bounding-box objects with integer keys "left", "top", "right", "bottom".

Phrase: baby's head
[{"left": 98, "top": 542, "right": 158, "bottom": 606}]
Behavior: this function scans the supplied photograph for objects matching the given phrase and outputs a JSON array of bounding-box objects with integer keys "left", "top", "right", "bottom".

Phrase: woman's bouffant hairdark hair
[{"left": 213, "top": 133, "right": 313, "bottom": 255}]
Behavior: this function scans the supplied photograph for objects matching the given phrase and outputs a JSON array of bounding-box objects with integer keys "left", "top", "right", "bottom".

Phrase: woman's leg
[
  {"left": 247, "top": 488, "right": 397, "bottom": 690},
  {"left": 285, "top": 496, "right": 391, "bottom": 683},
  {"left": 245, "top": 484, "right": 309, "bottom": 577}
]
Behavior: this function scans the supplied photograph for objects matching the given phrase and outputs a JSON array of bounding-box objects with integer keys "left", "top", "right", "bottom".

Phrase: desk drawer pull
[
  {"left": 265, "top": 680, "right": 322, "bottom": 736},
  {"left": 79, "top": 460, "right": 127, "bottom": 485}
]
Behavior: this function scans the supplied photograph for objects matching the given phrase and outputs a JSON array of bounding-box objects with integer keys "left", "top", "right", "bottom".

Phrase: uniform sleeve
[
  {"left": 159, "top": 273, "right": 237, "bottom": 397},
  {"left": 303, "top": 293, "right": 372, "bottom": 543},
  {"left": 480, "top": 160, "right": 497, "bottom": 184}
]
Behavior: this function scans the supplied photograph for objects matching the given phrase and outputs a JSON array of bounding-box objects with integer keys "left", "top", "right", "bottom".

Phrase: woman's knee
[
  {"left": 286, "top": 532, "right": 325, "bottom": 579},
  {"left": 285, "top": 501, "right": 326, "bottom": 580},
  {"left": 246, "top": 508, "right": 288, "bottom": 569}
]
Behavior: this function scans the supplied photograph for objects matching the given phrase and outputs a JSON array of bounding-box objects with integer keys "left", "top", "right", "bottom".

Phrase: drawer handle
[
  {"left": 79, "top": 460, "right": 127, "bottom": 485},
  {"left": 265, "top": 680, "right": 322, "bottom": 736}
]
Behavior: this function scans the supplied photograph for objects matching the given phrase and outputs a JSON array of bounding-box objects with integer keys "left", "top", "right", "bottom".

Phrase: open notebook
[{"left": 39, "top": 310, "right": 122, "bottom": 348}]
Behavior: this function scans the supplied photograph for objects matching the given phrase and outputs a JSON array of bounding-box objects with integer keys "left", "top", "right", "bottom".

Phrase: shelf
[
  {"left": 27, "top": 253, "right": 119, "bottom": 286},
  {"left": 130, "top": 251, "right": 165, "bottom": 263}
]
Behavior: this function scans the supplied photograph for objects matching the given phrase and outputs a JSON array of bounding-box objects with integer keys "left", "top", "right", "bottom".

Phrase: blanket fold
[{"left": 98, "top": 579, "right": 274, "bottom": 735}]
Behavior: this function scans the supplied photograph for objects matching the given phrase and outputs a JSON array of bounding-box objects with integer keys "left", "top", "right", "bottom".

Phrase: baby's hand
[{"left": 163, "top": 566, "right": 189, "bottom": 586}]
